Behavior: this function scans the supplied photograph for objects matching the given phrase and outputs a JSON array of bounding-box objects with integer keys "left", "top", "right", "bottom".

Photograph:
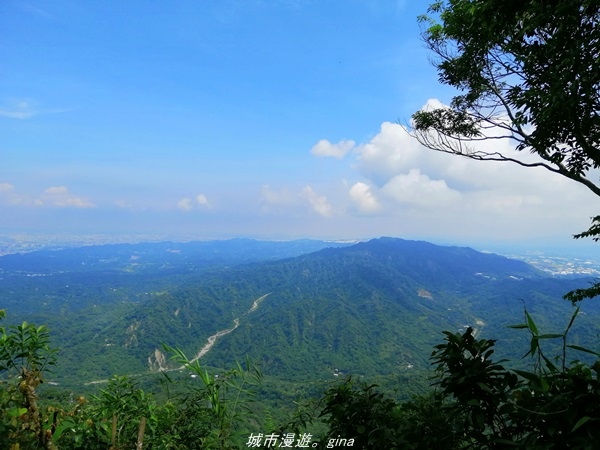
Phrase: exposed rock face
[
  {"left": 148, "top": 348, "right": 167, "bottom": 371},
  {"left": 125, "top": 320, "right": 141, "bottom": 348},
  {"left": 417, "top": 289, "right": 433, "bottom": 300}
]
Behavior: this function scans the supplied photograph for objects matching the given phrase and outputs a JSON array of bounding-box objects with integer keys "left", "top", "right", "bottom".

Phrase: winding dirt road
[
  {"left": 85, "top": 293, "right": 270, "bottom": 385},
  {"left": 183, "top": 292, "right": 270, "bottom": 366}
]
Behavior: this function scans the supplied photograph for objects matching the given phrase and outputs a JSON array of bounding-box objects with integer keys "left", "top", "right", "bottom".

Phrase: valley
[
  {"left": 187, "top": 293, "right": 270, "bottom": 365},
  {"left": 1, "top": 237, "right": 598, "bottom": 400},
  {"left": 84, "top": 293, "right": 271, "bottom": 385}
]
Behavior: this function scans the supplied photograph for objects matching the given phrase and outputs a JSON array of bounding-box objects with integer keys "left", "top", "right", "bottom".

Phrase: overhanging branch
[
  {"left": 410, "top": 125, "right": 600, "bottom": 198},
  {"left": 411, "top": 127, "right": 564, "bottom": 174}
]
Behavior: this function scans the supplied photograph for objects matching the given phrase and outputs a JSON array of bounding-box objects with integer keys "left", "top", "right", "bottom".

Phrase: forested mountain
[
  {"left": 0, "top": 238, "right": 351, "bottom": 315},
  {"left": 1, "top": 237, "right": 597, "bottom": 398},
  {"left": 0, "top": 238, "right": 352, "bottom": 277}
]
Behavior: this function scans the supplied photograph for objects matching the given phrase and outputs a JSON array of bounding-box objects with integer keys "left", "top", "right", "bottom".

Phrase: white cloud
[
  {"left": 420, "top": 98, "right": 445, "bottom": 113},
  {"left": 380, "top": 169, "right": 461, "bottom": 208},
  {"left": 196, "top": 194, "right": 210, "bottom": 207},
  {"left": 177, "top": 198, "right": 193, "bottom": 211},
  {"left": 42, "top": 185, "right": 95, "bottom": 208},
  {"left": 349, "top": 182, "right": 380, "bottom": 214},
  {"left": 44, "top": 186, "right": 69, "bottom": 195},
  {"left": 177, "top": 194, "right": 211, "bottom": 211},
  {"left": 302, "top": 186, "right": 333, "bottom": 217},
  {"left": 311, "top": 139, "right": 355, "bottom": 159},
  {"left": 471, "top": 191, "right": 536, "bottom": 214},
  {"left": 355, "top": 122, "right": 422, "bottom": 184},
  {"left": 306, "top": 99, "right": 600, "bottom": 241}
]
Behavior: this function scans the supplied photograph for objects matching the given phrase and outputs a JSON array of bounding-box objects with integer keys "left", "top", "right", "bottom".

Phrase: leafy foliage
[
  {"left": 6, "top": 236, "right": 572, "bottom": 393},
  {"left": 2, "top": 296, "right": 600, "bottom": 449},
  {"left": 164, "top": 345, "right": 263, "bottom": 449},
  {"left": 431, "top": 327, "right": 519, "bottom": 445},
  {"left": 303, "top": 300, "right": 600, "bottom": 449},
  {"left": 2, "top": 239, "right": 600, "bottom": 448},
  {"left": 55, "top": 375, "right": 159, "bottom": 449},
  {"left": 0, "top": 309, "right": 59, "bottom": 449},
  {"left": 319, "top": 378, "right": 401, "bottom": 448},
  {"left": 412, "top": 0, "right": 600, "bottom": 196},
  {"left": 426, "top": 307, "right": 600, "bottom": 449},
  {"left": 412, "top": 0, "right": 600, "bottom": 302}
]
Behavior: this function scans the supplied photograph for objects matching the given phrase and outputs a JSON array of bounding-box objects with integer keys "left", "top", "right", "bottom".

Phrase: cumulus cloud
[
  {"left": 348, "top": 105, "right": 585, "bottom": 215},
  {"left": 380, "top": 169, "right": 461, "bottom": 208},
  {"left": 302, "top": 186, "right": 333, "bottom": 217},
  {"left": 355, "top": 122, "right": 422, "bottom": 184},
  {"left": 177, "top": 198, "right": 193, "bottom": 211},
  {"left": 42, "top": 185, "right": 95, "bottom": 208},
  {"left": 420, "top": 97, "right": 446, "bottom": 113},
  {"left": 311, "top": 139, "right": 355, "bottom": 159},
  {"left": 177, "top": 194, "right": 212, "bottom": 211},
  {"left": 196, "top": 194, "right": 210, "bottom": 207},
  {"left": 307, "top": 98, "right": 599, "bottom": 240},
  {"left": 349, "top": 182, "right": 380, "bottom": 214}
]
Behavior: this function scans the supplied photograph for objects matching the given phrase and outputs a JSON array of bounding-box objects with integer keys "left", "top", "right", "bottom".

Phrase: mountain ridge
[{"left": 1, "top": 237, "right": 596, "bottom": 397}]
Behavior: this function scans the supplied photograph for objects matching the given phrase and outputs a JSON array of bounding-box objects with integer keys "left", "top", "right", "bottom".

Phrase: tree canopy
[
  {"left": 412, "top": 0, "right": 600, "bottom": 198},
  {"left": 412, "top": 0, "right": 600, "bottom": 301}
]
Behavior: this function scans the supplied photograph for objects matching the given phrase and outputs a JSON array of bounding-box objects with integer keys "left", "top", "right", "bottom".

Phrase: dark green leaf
[{"left": 572, "top": 416, "right": 591, "bottom": 432}]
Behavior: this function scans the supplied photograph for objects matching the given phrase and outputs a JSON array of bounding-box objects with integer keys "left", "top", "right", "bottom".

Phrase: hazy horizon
[{"left": 1, "top": 230, "right": 598, "bottom": 261}]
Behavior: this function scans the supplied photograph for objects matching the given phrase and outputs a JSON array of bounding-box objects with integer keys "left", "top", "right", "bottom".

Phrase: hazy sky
[{"left": 1, "top": 0, "right": 598, "bottom": 248}]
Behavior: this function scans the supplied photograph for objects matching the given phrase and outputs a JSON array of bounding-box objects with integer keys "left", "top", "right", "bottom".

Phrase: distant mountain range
[{"left": 1, "top": 237, "right": 597, "bottom": 399}]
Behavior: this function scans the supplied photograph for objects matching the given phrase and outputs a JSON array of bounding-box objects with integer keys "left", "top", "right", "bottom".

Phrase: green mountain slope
[
  {"left": 2, "top": 237, "right": 597, "bottom": 398},
  {"left": 197, "top": 238, "right": 577, "bottom": 379}
]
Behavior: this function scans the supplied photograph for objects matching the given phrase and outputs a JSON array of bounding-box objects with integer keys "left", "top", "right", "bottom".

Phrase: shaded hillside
[
  {"left": 17, "top": 237, "right": 594, "bottom": 393},
  {"left": 198, "top": 238, "right": 560, "bottom": 379},
  {"left": 0, "top": 238, "right": 350, "bottom": 315},
  {"left": 0, "top": 238, "right": 350, "bottom": 274}
]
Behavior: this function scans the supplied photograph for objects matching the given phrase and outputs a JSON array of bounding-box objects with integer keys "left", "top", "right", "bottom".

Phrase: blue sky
[{"left": 1, "top": 0, "right": 598, "bottom": 248}]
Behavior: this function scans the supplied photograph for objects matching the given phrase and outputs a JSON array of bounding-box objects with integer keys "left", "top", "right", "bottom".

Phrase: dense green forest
[
  {"left": 3, "top": 238, "right": 596, "bottom": 390},
  {"left": 2, "top": 237, "right": 600, "bottom": 448},
  {"left": 5, "top": 0, "right": 600, "bottom": 446}
]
